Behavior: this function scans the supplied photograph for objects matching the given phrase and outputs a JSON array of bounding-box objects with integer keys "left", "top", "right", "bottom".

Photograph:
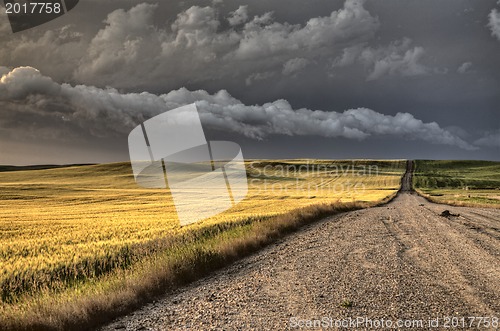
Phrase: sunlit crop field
[{"left": 0, "top": 160, "right": 404, "bottom": 306}]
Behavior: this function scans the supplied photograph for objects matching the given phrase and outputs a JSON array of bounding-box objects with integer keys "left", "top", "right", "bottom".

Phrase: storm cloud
[
  {"left": 457, "top": 62, "right": 473, "bottom": 74},
  {"left": 488, "top": 8, "right": 500, "bottom": 40},
  {"left": 332, "top": 38, "right": 435, "bottom": 81},
  {"left": 0, "top": 0, "right": 499, "bottom": 163},
  {"left": 0, "top": 0, "right": 387, "bottom": 89},
  {"left": 475, "top": 130, "right": 500, "bottom": 148},
  {"left": 0, "top": 66, "right": 475, "bottom": 150}
]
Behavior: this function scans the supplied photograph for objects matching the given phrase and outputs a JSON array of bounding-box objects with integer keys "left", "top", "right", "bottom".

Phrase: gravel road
[{"left": 102, "top": 162, "right": 499, "bottom": 330}]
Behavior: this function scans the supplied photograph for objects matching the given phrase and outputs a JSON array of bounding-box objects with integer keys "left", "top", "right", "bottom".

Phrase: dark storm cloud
[
  {"left": 282, "top": 58, "right": 311, "bottom": 76},
  {"left": 1, "top": 0, "right": 498, "bottom": 91},
  {"left": 1, "top": 0, "right": 388, "bottom": 89},
  {"left": 457, "top": 62, "right": 473, "bottom": 74},
  {"left": 476, "top": 130, "right": 500, "bottom": 148},
  {"left": 331, "top": 38, "right": 437, "bottom": 81},
  {"left": 70, "top": 0, "right": 383, "bottom": 89},
  {"left": 489, "top": 7, "right": 500, "bottom": 40},
  {"left": 227, "top": 5, "right": 249, "bottom": 26},
  {"left": 0, "top": 0, "right": 499, "bottom": 164},
  {"left": 0, "top": 66, "right": 476, "bottom": 151}
]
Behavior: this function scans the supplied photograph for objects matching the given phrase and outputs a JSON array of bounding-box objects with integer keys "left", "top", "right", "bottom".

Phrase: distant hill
[{"left": 0, "top": 164, "right": 96, "bottom": 172}]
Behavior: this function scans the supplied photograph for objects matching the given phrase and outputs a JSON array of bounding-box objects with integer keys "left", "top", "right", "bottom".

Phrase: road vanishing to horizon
[
  {"left": 102, "top": 162, "right": 500, "bottom": 330},
  {"left": 2, "top": 0, "right": 500, "bottom": 329}
]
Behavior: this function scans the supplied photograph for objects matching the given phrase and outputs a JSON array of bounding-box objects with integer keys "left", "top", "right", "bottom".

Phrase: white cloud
[
  {"left": 366, "top": 47, "right": 429, "bottom": 80},
  {"left": 488, "top": 8, "right": 500, "bottom": 41},
  {"left": 245, "top": 71, "right": 276, "bottom": 86},
  {"left": 361, "top": 39, "right": 431, "bottom": 80},
  {"left": 0, "top": 66, "right": 61, "bottom": 98},
  {"left": 169, "top": 5, "right": 221, "bottom": 48},
  {"left": 227, "top": 5, "right": 249, "bottom": 26},
  {"left": 333, "top": 38, "right": 434, "bottom": 80},
  {"left": 0, "top": 25, "right": 85, "bottom": 81},
  {"left": 475, "top": 130, "right": 500, "bottom": 148},
  {"left": 0, "top": 66, "right": 475, "bottom": 150},
  {"left": 74, "top": 3, "right": 164, "bottom": 85},
  {"left": 233, "top": 0, "right": 379, "bottom": 60},
  {"left": 282, "top": 58, "right": 310, "bottom": 76},
  {"left": 457, "top": 62, "right": 473, "bottom": 74},
  {"left": 332, "top": 43, "right": 365, "bottom": 67}
]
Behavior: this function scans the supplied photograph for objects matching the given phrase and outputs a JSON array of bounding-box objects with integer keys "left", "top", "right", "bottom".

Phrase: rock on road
[{"left": 103, "top": 162, "right": 499, "bottom": 330}]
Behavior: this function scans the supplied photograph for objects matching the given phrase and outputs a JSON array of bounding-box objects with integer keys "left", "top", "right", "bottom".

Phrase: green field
[
  {"left": 0, "top": 159, "right": 405, "bottom": 330},
  {"left": 413, "top": 160, "right": 500, "bottom": 207}
]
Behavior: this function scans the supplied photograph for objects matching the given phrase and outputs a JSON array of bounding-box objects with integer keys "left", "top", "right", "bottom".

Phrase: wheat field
[{"left": 0, "top": 159, "right": 405, "bottom": 329}]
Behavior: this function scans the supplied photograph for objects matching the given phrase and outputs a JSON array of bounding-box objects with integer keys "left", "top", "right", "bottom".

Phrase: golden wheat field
[{"left": 0, "top": 159, "right": 405, "bottom": 328}]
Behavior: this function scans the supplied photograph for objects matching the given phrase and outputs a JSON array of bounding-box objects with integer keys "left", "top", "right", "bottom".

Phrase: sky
[{"left": 0, "top": 0, "right": 499, "bottom": 165}]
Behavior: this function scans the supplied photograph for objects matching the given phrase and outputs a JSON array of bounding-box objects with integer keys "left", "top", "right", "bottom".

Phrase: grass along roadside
[{"left": 413, "top": 160, "right": 500, "bottom": 208}]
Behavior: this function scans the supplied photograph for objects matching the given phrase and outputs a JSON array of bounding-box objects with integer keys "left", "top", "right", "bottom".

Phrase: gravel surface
[{"left": 101, "top": 164, "right": 499, "bottom": 330}]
